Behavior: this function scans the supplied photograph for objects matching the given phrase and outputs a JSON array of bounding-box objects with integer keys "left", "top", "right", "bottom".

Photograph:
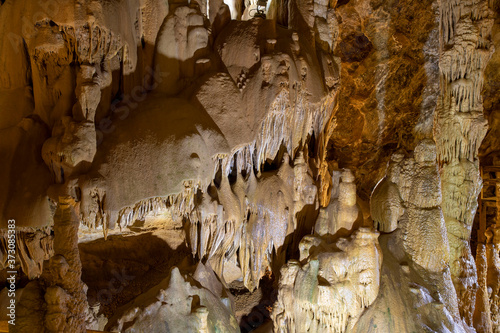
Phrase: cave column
[
  {"left": 42, "top": 196, "right": 88, "bottom": 333},
  {"left": 435, "top": 0, "right": 495, "bottom": 329}
]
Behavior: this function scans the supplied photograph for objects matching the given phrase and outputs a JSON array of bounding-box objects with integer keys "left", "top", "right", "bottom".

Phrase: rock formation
[
  {"left": 108, "top": 264, "right": 239, "bottom": 332},
  {"left": 0, "top": 0, "right": 498, "bottom": 332},
  {"left": 272, "top": 227, "right": 382, "bottom": 333},
  {"left": 435, "top": 0, "right": 495, "bottom": 328}
]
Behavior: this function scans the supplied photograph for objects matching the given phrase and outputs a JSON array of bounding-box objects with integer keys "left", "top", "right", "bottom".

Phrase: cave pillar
[
  {"left": 42, "top": 196, "right": 88, "bottom": 333},
  {"left": 435, "top": 0, "right": 495, "bottom": 329}
]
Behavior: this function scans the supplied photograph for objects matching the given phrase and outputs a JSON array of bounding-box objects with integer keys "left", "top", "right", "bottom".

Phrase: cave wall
[{"left": 0, "top": 0, "right": 498, "bottom": 332}]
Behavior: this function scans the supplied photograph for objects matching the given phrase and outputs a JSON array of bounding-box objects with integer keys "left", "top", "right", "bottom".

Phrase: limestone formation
[
  {"left": 108, "top": 264, "right": 239, "bottom": 333},
  {"left": 315, "top": 169, "right": 360, "bottom": 236},
  {"left": 372, "top": 140, "right": 450, "bottom": 273},
  {"left": 272, "top": 227, "right": 382, "bottom": 333},
  {"left": 14, "top": 197, "right": 88, "bottom": 333},
  {"left": 0, "top": 0, "right": 498, "bottom": 331},
  {"left": 435, "top": 0, "right": 495, "bottom": 328}
]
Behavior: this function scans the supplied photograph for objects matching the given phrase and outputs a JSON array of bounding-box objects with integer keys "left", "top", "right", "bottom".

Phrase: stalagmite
[
  {"left": 109, "top": 264, "right": 239, "bottom": 332},
  {"left": 315, "top": 169, "right": 360, "bottom": 236},
  {"left": 272, "top": 227, "right": 382, "bottom": 333}
]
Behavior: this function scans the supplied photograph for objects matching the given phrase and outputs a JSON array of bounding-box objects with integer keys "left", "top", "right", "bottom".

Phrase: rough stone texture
[
  {"left": 435, "top": 0, "right": 495, "bottom": 329},
  {"left": 108, "top": 264, "right": 239, "bottom": 333},
  {"left": 0, "top": 0, "right": 498, "bottom": 331},
  {"left": 272, "top": 227, "right": 382, "bottom": 333},
  {"left": 14, "top": 197, "right": 88, "bottom": 333}
]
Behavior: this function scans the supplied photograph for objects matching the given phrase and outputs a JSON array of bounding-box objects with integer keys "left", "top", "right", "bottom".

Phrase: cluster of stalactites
[
  {"left": 76, "top": 88, "right": 331, "bottom": 291},
  {"left": 440, "top": 0, "right": 492, "bottom": 45},
  {"left": 214, "top": 89, "right": 333, "bottom": 179},
  {"left": 80, "top": 149, "right": 317, "bottom": 292},
  {"left": 37, "top": 13, "right": 140, "bottom": 184},
  {"left": 79, "top": 181, "right": 202, "bottom": 239},
  {"left": 31, "top": 19, "right": 134, "bottom": 71},
  {"left": 81, "top": 88, "right": 331, "bottom": 232},
  {"left": 436, "top": 0, "right": 493, "bottom": 164},
  {"left": 0, "top": 227, "right": 53, "bottom": 279}
]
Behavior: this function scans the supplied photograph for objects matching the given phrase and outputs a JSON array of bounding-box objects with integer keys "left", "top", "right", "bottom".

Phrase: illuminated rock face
[
  {"left": 0, "top": 0, "right": 498, "bottom": 332},
  {"left": 315, "top": 169, "right": 360, "bottom": 236},
  {"left": 272, "top": 227, "right": 382, "bottom": 333},
  {"left": 372, "top": 140, "right": 450, "bottom": 274},
  {"left": 435, "top": 0, "right": 495, "bottom": 328}
]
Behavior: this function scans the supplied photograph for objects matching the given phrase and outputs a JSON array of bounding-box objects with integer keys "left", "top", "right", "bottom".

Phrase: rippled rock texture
[{"left": 0, "top": 0, "right": 498, "bottom": 332}]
